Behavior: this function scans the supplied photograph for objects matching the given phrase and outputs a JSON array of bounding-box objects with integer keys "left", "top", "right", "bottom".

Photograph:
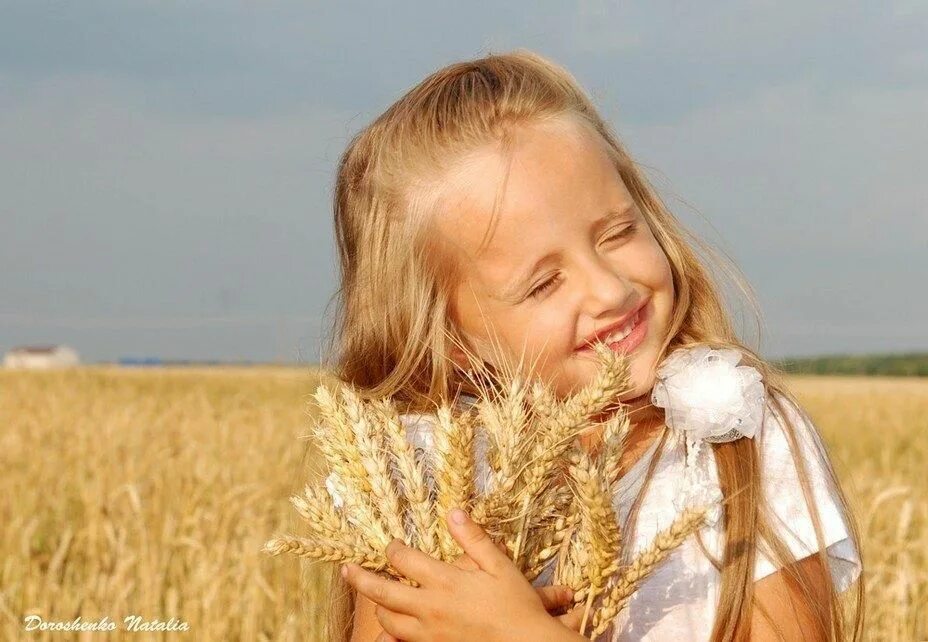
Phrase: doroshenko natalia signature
[{"left": 23, "top": 614, "right": 190, "bottom": 633}]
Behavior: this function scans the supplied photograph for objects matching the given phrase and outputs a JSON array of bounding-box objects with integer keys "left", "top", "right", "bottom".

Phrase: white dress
[{"left": 396, "top": 391, "right": 862, "bottom": 641}]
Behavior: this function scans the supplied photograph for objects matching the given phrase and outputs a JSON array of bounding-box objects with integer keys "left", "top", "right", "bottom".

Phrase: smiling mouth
[
  {"left": 575, "top": 298, "right": 650, "bottom": 352},
  {"left": 575, "top": 300, "right": 650, "bottom": 355}
]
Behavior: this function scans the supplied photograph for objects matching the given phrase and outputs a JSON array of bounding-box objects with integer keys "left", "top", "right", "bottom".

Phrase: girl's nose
[{"left": 578, "top": 257, "right": 632, "bottom": 317}]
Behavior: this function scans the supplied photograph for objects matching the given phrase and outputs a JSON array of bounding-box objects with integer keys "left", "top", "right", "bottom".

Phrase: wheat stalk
[
  {"left": 524, "top": 483, "right": 578, "bottom": 581},
  {"left": 478, "top": 377, "right": 531, "bottom": 482},
  {"left": 599, "top": 409, "right": 631, "bottom": 488},
  {"left": 519, "top": 343, "right": 632, "bottom": 502},
  {"left": 290, "top": 484, "right": 357, "bottom": 545}
]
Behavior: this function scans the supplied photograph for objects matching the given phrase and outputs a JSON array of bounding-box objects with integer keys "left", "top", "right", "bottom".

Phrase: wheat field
[{"left": 0, "top": 367, "right": 925, "bottom": 641}]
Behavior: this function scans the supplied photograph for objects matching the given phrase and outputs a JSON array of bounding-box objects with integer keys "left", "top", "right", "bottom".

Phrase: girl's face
[{"left": 437, "top": 118, "right": 675, "bottom": 405}]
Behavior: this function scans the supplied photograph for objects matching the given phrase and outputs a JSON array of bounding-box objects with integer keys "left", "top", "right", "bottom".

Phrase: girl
[{"left": 318, "top": 49, "right": 864, "bottom": 641}]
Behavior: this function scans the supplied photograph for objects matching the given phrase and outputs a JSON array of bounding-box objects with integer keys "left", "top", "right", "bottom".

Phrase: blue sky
[{"left": 1, "top": 1, "right": 925, "bottom": 363}]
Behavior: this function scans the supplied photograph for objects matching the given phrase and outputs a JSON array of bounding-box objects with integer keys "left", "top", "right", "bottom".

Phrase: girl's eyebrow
[{"left": 498, "top": 205, "right": 634, "bottom": 299}]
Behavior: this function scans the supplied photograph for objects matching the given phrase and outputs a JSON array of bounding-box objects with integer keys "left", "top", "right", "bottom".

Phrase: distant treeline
[{"left": 774, "top": 352, "right": 928, "bottom": 377}]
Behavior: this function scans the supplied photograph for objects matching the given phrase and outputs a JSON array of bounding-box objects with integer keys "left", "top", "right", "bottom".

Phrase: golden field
[{"left": 0, "top": 368, "right": 925, "bottom": 641}]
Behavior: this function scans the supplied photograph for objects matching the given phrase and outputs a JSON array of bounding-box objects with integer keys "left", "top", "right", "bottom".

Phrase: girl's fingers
[
  {"left": 450, "top": 539, "right": 505, "bottom": 571},
  {"left": 384, "top": 539, "right": 452, "bottom": 587},
  {"left": 374, "top": 605, "right": 420, "bottom": 641},
  {"left": 536, "top": 585, "right": 575, "bottom": 611},
  {"left": 450, "top": 552, "right": 480, "bottom": 571},
  {"left": 558, "top": 604, "right": 586, "bottom": 632},
  {"left": 342, "top": 563, "right": 420, "bottom": 614},
  {"left": 446, "top": 508, "right": 515, "bottom": 578},
  {"left": 374, "top": 632, "right": 400, "bottom": 642}
]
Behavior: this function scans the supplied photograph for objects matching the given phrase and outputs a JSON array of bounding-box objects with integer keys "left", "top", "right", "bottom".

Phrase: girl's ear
[{"left": 448, "top": 345, "right": 471, "bottom": 372}]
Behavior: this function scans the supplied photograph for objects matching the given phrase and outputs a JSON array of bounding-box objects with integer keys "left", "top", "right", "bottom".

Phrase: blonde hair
[{"left": 315, "top": 49, "right": 864, "bottom": 641}]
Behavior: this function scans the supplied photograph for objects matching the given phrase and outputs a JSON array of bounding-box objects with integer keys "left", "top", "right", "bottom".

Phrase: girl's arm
[
  {"left": 343, "top": 509, "right": 588, "bottom": 642},
  {"left": 751, "top": 554, "right": 832, "bottom": 641}
]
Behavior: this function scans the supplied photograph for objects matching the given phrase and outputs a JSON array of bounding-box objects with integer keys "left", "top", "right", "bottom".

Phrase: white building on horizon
[{"left": 3, "top": 344, "right": 81, "bottom": 369}]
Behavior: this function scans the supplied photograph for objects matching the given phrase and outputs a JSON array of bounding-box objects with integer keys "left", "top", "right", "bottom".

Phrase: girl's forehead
[{"left": 435, "top": 124, "right": 631, "bottom": 263}]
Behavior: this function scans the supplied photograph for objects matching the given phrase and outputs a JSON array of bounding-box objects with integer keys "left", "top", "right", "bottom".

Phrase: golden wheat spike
[
  {"left": 567, "top": 450, "right": 622, "bottom": 635},
  {"left": 599, "top": 409, "right": 631, "bottom": 489},
  {"left": 290, "top": 485, "right": 359, "bottom": 547},
  {"left": 373, "top": 398, "right": 438, "bottom": 557},
  {"left": 310, "top": 385, "right": 371, "bottom": 492},
  {"left": 561, "top": 342, "right": 634, "bottom": 420},
  {"left": 589, "top": 506, "right": 707, "bottom": 637},
  {"left": 310, "top": 384, "right": 395, "bottom": 551},
  {"left": 263, "top": 534, "right": 387, "bottom": 571},
  {"left": 339, "top": 386, "right": 407, "bottom": 542},
  {"left": 476, "top": 376, "right": 531, "bottom": 486},
  {"left": 432, "top": 404, "right": 476, "bottom": 559}
]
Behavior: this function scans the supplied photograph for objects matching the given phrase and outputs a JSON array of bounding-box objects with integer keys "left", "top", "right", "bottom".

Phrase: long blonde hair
[{"left": 315, "top": 49, "right": 864, "bottom": 641}]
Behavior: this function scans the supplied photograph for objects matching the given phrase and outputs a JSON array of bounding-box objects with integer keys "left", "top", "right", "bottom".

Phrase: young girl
[{"left": 319, "top": 49, "right": 864, "bottom": 641}]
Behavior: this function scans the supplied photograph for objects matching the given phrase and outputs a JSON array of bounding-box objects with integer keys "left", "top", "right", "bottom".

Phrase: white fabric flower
[
  {"left": 650, "top": 345, "right": 766, "bottom": 444},
  {"left": 650, "top": 345, "right": 765, "bottom": 522}
]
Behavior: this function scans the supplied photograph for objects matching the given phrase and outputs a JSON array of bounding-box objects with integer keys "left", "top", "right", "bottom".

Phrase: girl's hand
[
  {"left": 449, "top": 542, "right": 580, "bottom": 626},
  {"left": 341, "top": 508, "right": 584, "bottom": 642}
]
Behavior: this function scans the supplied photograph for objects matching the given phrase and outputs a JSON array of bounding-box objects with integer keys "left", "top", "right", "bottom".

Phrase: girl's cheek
[
  {"left": 532, "top": 308, "right": 576, "bottom": 350},
  {"left": 640, "top": 238, "right": 674, "bottom": 286},
  {"left": 499, "top": 311, "right": 568, "bottom": 376}
]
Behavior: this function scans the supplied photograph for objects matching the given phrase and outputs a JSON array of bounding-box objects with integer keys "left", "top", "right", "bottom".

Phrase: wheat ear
[
  {"left": 562, "top": 342, "right": 633, "bottom": 419},
  {"left": 477, "top": 377, "right": 530, "bottom": 480},
  {"left": 263, "top": 533, "right": 423, "bottom": 586},
  {"left": 470, "top": 378, "right": 535, "bottom": 531},
  {"left": 374, "top": 399, "right": 438, "bottom": 557},
  {"left": 589, "top": 506, "right": 707, "bottom": 638},
  {"left": 524, "top": 484, "right": 579, "bottom": 580},
  {"left": 290, "top": 484, "right": 360, "bottom": 545},
  {"left": 340, "top": 387, "right": 408, "bottom": 542},
  {"left": 311, "top": 385, "right": 371, "bottom": 490},
  {"left": 510, "top": 345, "right": 631, "bottom": 550},
  {"left": 432, "top": 405, "right": 475, "bottom": 559},
  {"left": 312, "top": 385, "right": 393, "bottom": 551},
  {"left": 568, "top": 450, "right": 622, "bottom": 635},
  {"left": 599, "top": 409, "right": 631, "bottom": 488},
  {"left": 263, "top": 534, "right": 387, "bottom": 571}
]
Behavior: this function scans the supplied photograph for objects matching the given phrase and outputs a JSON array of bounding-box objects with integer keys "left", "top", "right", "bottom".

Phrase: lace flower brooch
[
  {"left": 649, "top": 345, "right": 767, "bottom": 520},
  {"left": 651, "top": 344, "right": 766, "bottom": 444}
]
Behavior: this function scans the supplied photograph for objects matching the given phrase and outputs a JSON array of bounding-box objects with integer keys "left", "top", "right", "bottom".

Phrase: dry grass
[
  {"left": 0, "top": 366, "right": 328, "bottom": 641},
  {"left": 788, "top": 376, "right": 928, "bottom": 640},
  {"left": 1, "top": 368, "right": 925, "bottom": 640}
]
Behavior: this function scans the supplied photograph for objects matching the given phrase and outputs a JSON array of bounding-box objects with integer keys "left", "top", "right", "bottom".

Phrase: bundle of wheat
[{"left": 265, "top": 343, "right": 706, "bottom": 639}]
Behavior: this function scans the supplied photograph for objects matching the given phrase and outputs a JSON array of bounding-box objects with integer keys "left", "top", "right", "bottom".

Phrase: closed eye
[
  {"left": 528, "top": 273, "right": 562, "bottom": 299},
  {"left": 603, "top": 222, "right": 636, "bottom": 244},
  {"left": 526, "top": 224, "right": 637, "bottom": 300}
]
